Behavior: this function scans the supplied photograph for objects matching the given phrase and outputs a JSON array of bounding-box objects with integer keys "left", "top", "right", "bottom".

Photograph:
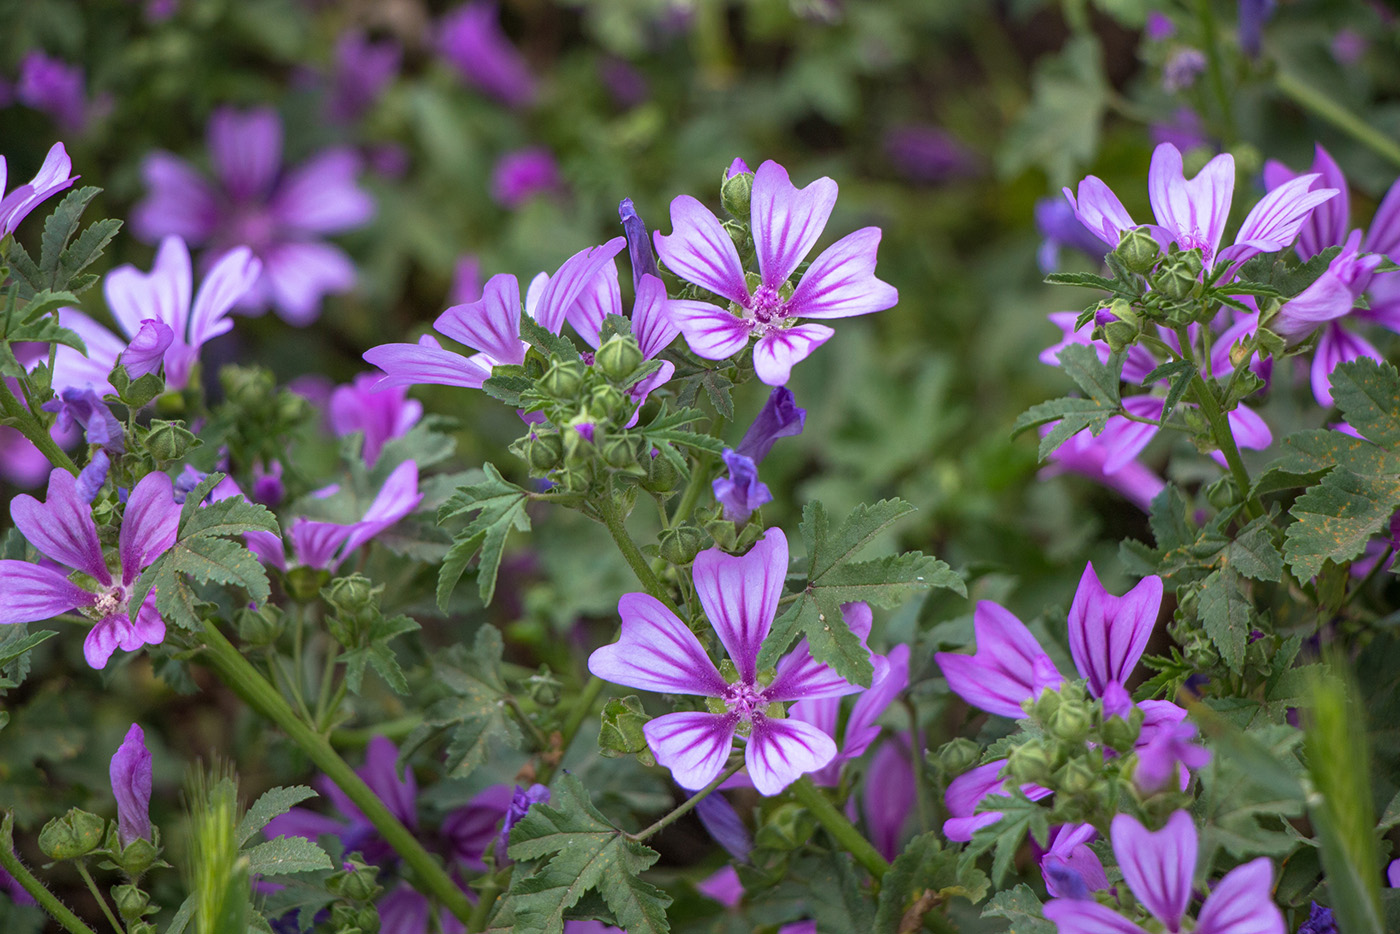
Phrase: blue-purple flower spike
[{"left": 619, "top": 198, "right": 660, "bottom": 287}]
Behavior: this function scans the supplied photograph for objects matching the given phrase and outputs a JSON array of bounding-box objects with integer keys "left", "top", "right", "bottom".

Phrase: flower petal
[
  {"left": 52, "top": 308, "right": 125, "bottom": 394},
  {"left": 188, "top": 245, "right": 262, "bottom": 354},
  {"left": 1221, "top": 173, "right": 1339, "bottom": 266},
  {"left": 1042, "top": 899, "right": 1151, "bottom": 934},
  {"left": 785, "top": 228, "right": 898, "bottom": 320},
  {"left": 434, "top": 274, "right": 524, "bottom": 363},
  {"left": 260, "top": 241, "right": 357, "bottom": 326},
  {"left": 752, "top": 324, "right": 834, "bottom": 386},
  {"left": 767, "top": 602, "right": 879, "bottom": 704},
  {"left": 339, "top": 460, "right": 423, "bottom": 559},
  {"left": 751, "top": 161, "right": 838, "bottom": 290},
  {"left": 654, "top": 195, "right": 750, "bottom": 306},
  {"left": 208, "top": 107, "right": 283, "bottom": 201},
  {"left": 1149, "top": 144, "right": 1233, "bottom": 261},
  {"left": 1111, "top": 810, "right": 1195, "bottom": 932},
  {"left": 105, "top": 235, "right": 192, "bottom": 340},
  {"left": 269, "top": 148, "right": 374, "bottom": 234},
  {"left": 567, "top": 260, "right": 622, "bottom": 349},
  {"left": 12, "top": 468, "right": 110, "bottom": 585},
  {"left": 671, "top": 300, "right": 752, "bottom": 360},
  {"left": 632, "top": 273, "right": 679, "bottom": 359},
  {"left": 589, "top": 592, "right": 727, "bottom": 696},
  {"left": 531, "top": 238, "right": 626, "bottom": 335},
  {"left": 132, "top": 152, "right": 220, "bottom": 245},
  {"left": 1067, "top": 563, "right": 1162, "bottom": 697},
  {"left": 1365, "top": 175, "right": 1400, "bottom": 259},
  {"left": 364, "top": 335, "right": 492, "bottom": 390},
  {"left": 120, "top": 319, "right": 175, "bottom": 380},
  {"left": 934, "top": 601, "right": 1063, "bottom": 719},
  {"left": 1194, "top": 858, "right": 1285, "bottom": 934},
  {"left": 745, "top": 715, "right": 837, "bottom": 795},
  {"left": 119, "top": 471, "right": 180, "bottom": 584},
  {"left": 644, "top": 711, "right": 737, "bottom": 790},
  {"left": 692, "top": 527, "right": 787, "bottom": 682},
  {"left": 0, "top": 560, "right": 95, "bottom": 623},
  {"left": 1063, "top": 176, "right": 1136, "bottom": 247}
]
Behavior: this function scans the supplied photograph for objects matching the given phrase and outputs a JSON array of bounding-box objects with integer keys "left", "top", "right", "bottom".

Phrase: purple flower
[
  {"left": 451, "top": 255, "right": 483, "bottom": 304},
  {"left": 712, "top": 450, "right": 771, "bottom": 523},
  {"left": 858, "top": 736, "right": 917, "bottom": 860},
  {"left": 0, "top": 468, "right": 179, "bottom": 668},
  {"left": 1145, "top": 11, "right": 1176, "bottom": 41},
  {"left": 0, "top": 142, "right": 76, "bottom": 240},
  {"left": 694, "top": 794, "right": 752, "bottom": 861},
  {"left": 1039, "top": 427, "right": 1167, "bottom": 512},
  {"left": 329, "top": 373, "right": 423, "bottom": 466},
  {"left": 588, "top": 528, "right": 862, "bottom": 794},
  {"left": 1152, "top": 107, "right": 1209, "bottom": 154},
  {"left": 76, "top": 450, "right": 110, "bottom": 502},
  {"left": 327, "top": 30, "right": 400, "bottom": 124},
  {"left": 497, "top": 784, "right": 548, "bottom": 859},
  {"left": 284, "top": 460, "right": 423, "bottom": 572},
  {"left": 1043, "top": 811, "right": 1285, "bottom": 934},
  {"left": 1239, "top": 0, "right": 1277, "bottom": 58},
  {"left": 1066, "top": 563, "right": 1163, "bottom": 698},
  {"left": 132, "top": 107, "right": 374, "bottom": 325},
  {"left": 736, "top": 387, "right": 806, "bottom": 462},
  {"left": 656, "top": 160, "right": 898, "bottom": 385},
  {"left": 17, "top": 52, "right": 94, "bottom": 133},
  {"left": 726, "top": 158, "right": 752, "bottom": 178},
  {"left": 436, "top": 2, "right": 537, "bottom": 108},
  {"left": 1133, "top": 717, "right": 1212, "bottom": 792},
  {"left": 599, "top": 58, "right": 649, "bottom": 109},
  {"left": 1039, "top": 823, "right": 1108, "bottom": 899},
  {"left": 1331, "top": 30, "right": 1367, "bottom": 66},
  {"left": 42, "top": 387, "right": 124, "bottom": 453},
  {"left": 1298, "top": 903, "right": 1337, "bottom": 934},
  {"left": 1389, "top": 858, "right": 1400, "bottom": 888},
  {"left": 251, "top": 460, "right": 284, "bottom": 507},
  {"left": 882, "top": 124, "right": 975, "bottom": 184},
  {"left": 1064, "top": 142, "right": 1337, "bottom": 271},
  {"left": 110, "top": 723, "right": 153, "bottom": 847},
  {"left": 933, "top": 601, "right": 1065, "bottom": 719},
  {"left": 943, "top": 760, "right": 1051, "bottom": 842},
  {"left": 491, "top": 147, "right": 561, "bottom": 208},
  {"left": 1162, "top": 48, "right": 1207, "bottom": 92},
  {"left": 53, "top": 236, "right": 261, "bottom": 393},
  {"left": 697, "top": 865, "right": 744, "bottom": 907},
  {"left": 619, "top": 198, "right": 660, "bottom": 286},
  {"left": 711, "top": 387, "right": 805, "bottom": 522}
]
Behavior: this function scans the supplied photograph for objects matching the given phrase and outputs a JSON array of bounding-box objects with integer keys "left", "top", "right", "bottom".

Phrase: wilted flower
[
  {"left": 713, "top": 387, "right": 806, "bottom": 523},
  {"left": 42, "top": 387, "right": 124, "bottom": 453},
  {"left": 110, "top": 724, "right": 154, "bottom": 847}
]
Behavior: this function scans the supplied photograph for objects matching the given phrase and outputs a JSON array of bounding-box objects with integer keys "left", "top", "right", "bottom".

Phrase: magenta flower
[
  {"left": 110, "top": 724, "right": 153, "bottom": 847},
  {"left": 329, "top": 373, "right": 423, "bottom": 466},
  {"left": 435, "top": 2, "right": 537, "bottom": 108},
  {"left": 1039, "top": 426, "right": 1166, "bottom": 513},
  {"left": 858, "top": 736, "right": 918, "bottom": 860},
  {"left": 1043, "top": 811, "right": 1285, "bottom": 934},
  {"left": 656, "top": 160, "right": 898, "bottom": 385},
  {"left": 17, "top": 52, "right": 96, "bottom": 133},
  {"left": 132, "top": 107, "right": 374, "bottom": 325},
  {"left": 0, "top": 468, "right": 179, "bottom": 668},
  {"left": 53, "top": 236, "right": 261, "bottom": 394},
  {"left": 490, "top": 147, "right": 561, "bottom": 209},
  {"left": 588, "top": 528, "right": 861, "bottom": 795},
  {"left": 712, "top": 386, "right": 807, "bottom": 523},
  {"left": 1039, "top": 823, "right": 1108, "bottom": 900},
  {"left": 943, "top": 760, "right": 1051, "bottom": 842},
  {"left": 42, "top": 387, "right": 124, "bottom": 453},
  {"left": 327, "top": 30, "right": 401, "bottom": 124},
  {"left": 1064, "top": 142, "right": 1337, "bottom": 272},
  {"left": 0, "top": 142, "right": 76, "bottom": 239},
  {"left": 282, "top": 460, "right": 423, "bottom": 572}
]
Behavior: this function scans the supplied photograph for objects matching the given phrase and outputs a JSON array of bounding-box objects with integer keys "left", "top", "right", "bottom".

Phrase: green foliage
[
  {"left": 235, "top": 786, "right": 318, "bottom": 847},
  {"left": 131, "top": 474, "right": 280, "bottom": 631},
  {"left": 999, "top": 34, "right": 1107, "bottom": 186},
  {"left": 962, "top": 791, "right": 1051, "bottom": 887},
  {"left": 981, "top": 884, "right": 1055, "bottom": 934},
  {"left": 1013, "top": 344, "right": 1123, "bottom": 461},
  {"left": 437, "top": 464, "right": 532, "bottom": 607},
  {"left": 755, "top": 499, "right": 963, "bottom": 687},
  {"left": 3, "top": 187, "right": 122, "bottom": 297},
  {"left": 243, "top": 836, "right": 333, "bottom": 876},
  {"left": 875, "top": 833, "right": 988, "bottom": 933},
  {"left": 488, "top": 775, "right": 670, "bottom": 934}
]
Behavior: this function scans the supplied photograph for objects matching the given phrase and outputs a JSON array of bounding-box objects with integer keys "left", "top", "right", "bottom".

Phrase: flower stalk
[
  {"left": 789, "top": 777, "right": 890, "bottom": 880},
  {"left": 0, "top": 813, "right": 99, "bottom": 934}
]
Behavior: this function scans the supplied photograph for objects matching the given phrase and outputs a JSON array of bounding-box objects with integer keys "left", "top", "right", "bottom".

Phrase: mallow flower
[
  {"left": 1043, "top": 810, "right": 1285, "bottom": 934},
  {"left": 656, "top": 160, "right": 898, "bottom": 385},
  {"left": 0, "top": 141, "right": 76, "bottom": 240},
  {"left": 0, "top": 468, "right": 180, "bottom": 668},
  {"left": 435, "top": 1, "right": 537, "bottom": 108},
  {"left": 110, "top": 724, "right": 154, "bottom": 847},
  {"left": 713, "top": 386, "right": 807, "bottom": 523},
  {"left": 53, "top": 235, "right": 261, "bottom": 394},
  {"left": 329, "top": 373, "right": 423, "bottom": 466},
  {"left": 265, "top": 460, "right": 423, "bottom": 573},
  {"left": 132, "top": 107, "right": 374, "bottom": 325},
  {"left": 588, "top": 528, "right": 869, "bottom": 795}
]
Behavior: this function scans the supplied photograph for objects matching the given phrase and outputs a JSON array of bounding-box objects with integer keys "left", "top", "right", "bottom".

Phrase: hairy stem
[
  {"left": 1275, "top": 71, "right": 1400, "bottom": 170},
  {"left": 0, "top": 813, "right": 99, "bottom": 934},
  {"left": 74, "top": 862, "right": 123, "bottom": 934},
  {"left": 1187, "top": 371, "right": 1264, "bottom": 520},
  {"left": 197, "top": 620, "right": 473, "bottom": 924},
  {"left": 597, "top": 494, "right": 677, "bottom": 613},
  {"left": 790, "top": 777, "right": 890, "bottom": 880},
  {"left": 630, "top": 760, "right": 744, "bottom": 843}
]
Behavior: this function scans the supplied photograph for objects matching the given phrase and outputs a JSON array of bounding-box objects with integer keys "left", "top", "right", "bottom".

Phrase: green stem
[
  {"left": 331, "top": 715, "right": 423, "bottom": 749},
  {"left": 597, "top": 495, "right": 677, "bottom": 613},
  {"left": 630, "top": 760, "right": 744, "bottom": 843},
  {"left": 789, "top": 777, "right": 889, "bottom": 880},
  {"left": 0, "top": 814, "right": 99, "bottom": 934},
  {"left": 74, "top": 862, "right": 123, "bottom": 934},
  {"left": 196, "top": 620, "right": 473, "bottom": 924},
  {"left": 1275, "top": 71, "right": 1400, "bottom": 170},
  {"left": 0, "top": 379, "right": 77, "bottom": 474},
  {"left": 1187, "top": 371, "right": 1264, "bottom": 519},
  {"left": 466, "top": 866, "right": 510, "bottom": 934},
  {"left": 671, "top": 444, "right": 719, "bottom": 528},
  {"left": 1196, "top": 0, "right": 1236, "bottom": 141},
  {"left": 904, "top": 699, "right": 930, "bottom": 834},
  {"left": 505, "top": 697, "right": 550, "bottom": 750}
]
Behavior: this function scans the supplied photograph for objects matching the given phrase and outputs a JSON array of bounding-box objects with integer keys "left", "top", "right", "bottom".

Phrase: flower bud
[
  {"left": 287, "top": 565, "right": 331, "bottom": 603},
  {"left": 757, "top": 802, "right": 817, "bottom": 852},
  {"left": 1102, "top": 710, "right": 1143, "bottom": 754},
  {"left": 113, "top": 884, "right": 150, "bottom": 921},
  {"left": 658, "top": 525, "right": 707, "bottom": 566},
  {"left": 1115, "top": 227, "right": 1161, "bottom": 273},
  {"left": 933, "top": 737, "right": 981, "bottom": 777},
  {"left": 1007, "top": 742, "right": 1053, "bottom": 786},
  {"left": 526, "top": 666, "right": 562, "bottom": 707},
  {"left": 600, "top": 433, "right": 644, "bottom": 470},
  {"left": 540, "top": 359, "right": 586, "bottom": 399},
  {"left": 1156, "top": 251, "right": 1203, "bottom": 300},
  {"left": 588, "top": 384, "right": 630, "bottom": 425},
  {"left": 1050, "top": 697, "right": 1093, "bottom": 745},
  {"left": 145, "top": 420, "right": 197, "bottom": 463},
  {"left": 128, "top": 923, "right": 157, "bottom": 934},
  {"left": 237, "top": 604, "right": 284, "bottom": 646},
  {"left": 640, "top": 451, "right": 680, "bottom": 494},
  {"left": 1205, "top": 475, "right": 1238, "bottom": 511},
  {"left": 723, "top": 219, "right": 751, "bottom": 257},
  {"left": 721, "top": 170, "right": 755, "bottom": 218},
  {"left": 595, "top": 334, "right": 644, "bottom": 383},
  {"left": 112, "top": 836, "right": 161, "bottom": 877},
  {"left": 322, "top": 574, "right": 381, "bottom": 621},
  {"left": 599, "top": 695, "right": 653, "bottom": 764},
  {"left": 519, "top": 431, "right": 563, "bottom": 473},
  {"left": 38, "top": 808, "right": 105, "bottom": 860},
  {"left": 220, "top": 365, "right": 275, "bottom": 409},
  {"left": 328, "top": 861, "right": 383, "bottom": 902},
  {"left": 1056, "top": 758, "right": 1097, "bottom": 795}
]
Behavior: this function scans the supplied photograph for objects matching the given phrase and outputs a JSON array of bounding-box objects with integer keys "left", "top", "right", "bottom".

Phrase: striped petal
[
  {"left": 0, "top": 560, "right": 95, "bottom": 623},
  {"left": 752, "top": 324, "right": 833, "bottom": 386},
  {"left": 644, "top": 711, "right": 737, "bottom": 790},
  {"left": 654, "top": 196, "right": 750, "bottom": 305},
  {"left": 693, "top": 527, "right": 787, "bottom": 682},
  {"left": 744, "top": 715, "right": 836, "bottom": 796},
  {"left": 12, "top": 468, "right": 110, "bottom": 585},
  {"left": 1067, "top": 562, "right": 1162, "bottom": 697},
  {"left": 671, "top": 300, "right": 752, "bottom": 360},
  {"left": 1112, "top": 810, "right": 1195, "bottom": 932},
  {"left": 589, "top": 592, "right": 726, "bottom": 696},
  {"left": 785, "top": 228, "right": 898, "bottom": 319},
  {"left": 751, "top": 161, "right": 838, "bottom": 290}
]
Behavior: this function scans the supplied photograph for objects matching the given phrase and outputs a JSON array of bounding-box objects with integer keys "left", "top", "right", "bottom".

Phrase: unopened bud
[
  {"left": 600, "top": 433, "right": 644, "bottom": 469},
  {"left": 113, "top": 884, "right": 150, "bottom": 920},
  {"left": 1156, "top": 251, "right": 1204, "bottom": 300},
  {"left": 1007, "top": 742, "right": 1053, "bottom": 786},
  {"left": 526, "top": 666, "right": 562, "bottom": 707},
  {"left": 220, "top": 366, "right": 275, "bottom": 409},
  {"left": 588, "top": 384, "right": 630, "bottom": 425},
  {"left": 933, "top": 737, "right": 981, "bottom": 777},
  {"left": 523, "top": 432, "right": 564, "bottom": 473},
  {"left": 1102, "top": 709, "right": 1142, "bottom": 754},
  {"left": 1050, "top": 698, "right": 1093, "bottom": 745},
  {"left": 287, "top": 565, "right": 331, "bottom": 603},
  {"left": 1115, "top": 227, "right": 1161, "bottom": 273},
  {"left": 658, "top": 525, "right": 707, "bottom": 566},
  {"left": 112, "top": 836, "right": 160, "bottom": 877},
  {"left": 640, "top": 451, "right": 680, "bottom": 494},
  {"left": 720, "top": 170, "right": 755, "bottom": 218},
  {"left": 1057, "top": 758, "right": 1097, "bottom": 795},
  {"left": 1205, "top": 475, "right": 1238, "bottom": 511},
  {"left": 38, "top": 808, "right": 105, "bottom": 860},
  {"left": 146, "top": 420, "right": 197, "bottom": 463},
  {"left": 236, "top": 604, "right": 285, "bottom": 646},
  {"left": 595, "top": 334, "right": 644, "bottom": 383},
  {"left": 323, "top": 574, "right": 380, "bottom": 620},
  {"left": 540, "top": 359, "right": 586, "bottom": 399},
  {"left": 328, "top": 861, "right": 383, "bottom": 902},
  {"left": 758, "top": 801, "right": 817, "bottom": 852}
]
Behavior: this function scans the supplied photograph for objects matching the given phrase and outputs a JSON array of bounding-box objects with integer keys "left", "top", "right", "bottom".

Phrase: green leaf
[
  {"left": 40, "top": 187, "right": 102, "bottom": 287},
  {"left": 963, "top": 791, "right": 1050, "bottom": 886},
  {"left": 0, "top": 629, "right": 57, "bottom": 668},
  {"left": 519, "top": 315, "right": 580, "bottom": 362},
  {"left": 1056, "top": 343, "right": 1121, "bottom": 407},
  {"left": 756, "top": 500, "right": 962, "bottom": 686},
  {"left": 637, "top": 405, "right": 722, "bottom": 471},
  {"left": 437, "top": 464, "right": 531, "bottom": 607},
  {"left": 981, "top": 884, "right": 1055, "bottom": 934},
  {"left": 876, "top": 833, "right": 988, "bottom": 933},
  {"left": 998, "top": 34, "right": 1107, "bottom": 186},
  {"left": 55, "top": 218, "right": 121, "bottom": 293},
  {"left": 1331, "top": 358, "right": 1400, "bottom": 447},
  {"left": 244, "top": 836, "right": 332, "bottom": 875},
  {"left": 236, "top": 786, "right": 318, "bottom": 846},
  {"left": 1012, "top": 396, "right": 1120, "bottom": 461},
  {"left": 1284, "top": 467, "right": 1400, "bottom": 580},
  {"left": 1198, "top": 566, "right": 1250, "bottom": 672},
  {"left": 488, "top": 774, "right": 670, "bottom": 934},
  {"left": 1226, "top": 517, "right": 1284, "bottom": 582},
  {"left": 1043, "top": 271, "right": 1116, "bottom": 290}
]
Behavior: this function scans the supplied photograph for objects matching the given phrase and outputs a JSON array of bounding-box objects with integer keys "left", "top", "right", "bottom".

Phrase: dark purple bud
[
  {"left": 121, "top": 318, "right": 174, "bottom": 379},
  {"left": 619, "top": 198, "right": 660, "bottom": 287},
  {"left": 1238, "top": 0, "right": 1276, "bottom": 58},
  {"left": 735, "top": 387, "right": 806, "bottom": 463},
  {"left": 1298, "top": 903, "right": 1337, "bottom": 934},
  {"left": 497, "top": 784, "right": 549, "bottom": 860},
  {"left": 695, "top": 794, "right": 751, "bottom": 862},
  {"left": 327, "top": 30, "right": 401, "bottom": 125},
  {"left": 110, "top": 724, "right": 153, "bottom": 848},
  {"left": 435, "top": 1, "right": 537, "bottom": 108},
  {"left": 574, "top": 422, "right": 596, "bottom": 444},
  {"left": 252, "top": 460, "right": 284, "bottom": 507},
  {"left": 712, "top": 449, "right": 771, "bottom": 523},
  {"left": 76, "top": 450, "right": 110, "bottom": 503},
  {"left": 16, "top": 51, "right": 90, "bottom": 133},
  {"left": 42, "top": 387, "right": 124, "bottom": 454}
]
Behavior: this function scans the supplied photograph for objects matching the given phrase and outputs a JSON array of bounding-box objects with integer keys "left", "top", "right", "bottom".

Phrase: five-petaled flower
[
  {"left": 588, "top": 528, "right": 876, "bottom": 795},
  {"left": 0, "top": 468, "right": 180, "bottom": 668},
  {"left": 656, "top": 160, "right": 898, "bottom": 385}
]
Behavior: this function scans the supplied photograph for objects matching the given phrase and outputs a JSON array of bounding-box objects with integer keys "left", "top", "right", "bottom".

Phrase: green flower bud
[
  {"left": 1006, "top": 742, "right": 1053, "bottom": 786},
  {"left": 1205, "top": 475, "right": 1238, "bottom": 511},
  {"left": 236, "top": 604, "right": 285, "bottom": 646},
  {"left": 38, "top": 808, "right": 105, "bottom": 860},
  {"left": 658, "top": 525, "right": 707, "bottom": 566},
  {"left": 324, "top": 574, "right": 380, "bottom": 616},
  {"left": 599, "top": 695, "right": 653, "bottom": 765},
  {"left": 328, "top": 861, "right": 383, "bottom": 902},
  {"left": 331, "top": 903, "right": 363, "bottom": 934},
  {"left": 724, "top": 219, "right": 751, "bottom": 257},
  {"left": 287, "top": 565, "right": 331, "bottom": 603},
  {"left": 1057, "top": 758, "right": 1097, "bottom": 795},
  {"left": 540, "top": 359, "right": 586, "bottom": 400},
  {"left": 1101, "top": 709, "right": 1143, "bottom": 754},
  {"left": 524, "top": 431, "right": 563, "bottom": 473},
  {"left": 1156, "top": 251, "right": 1204, "bottom": 300},
  {"left": 113, "top": 884, "right": 150, "bottom": 921},
  {"left": 1115, "top": 227, "right": 1161, "bottom": 273},
  {"left": 145, "top": 420, "right": 196, "bottom": 463},
  {"left": 220, "top": 365, "right": 276, "bottom": 409},
  {"left": 1050, "top": 697, "right": 1093, "bottom": 745},
  {"left": 128, "top": 923, "right": 158, "bottom": 934},
  {"left": 721, "top": 170, "right": 755, "bottom": 218},
  {"left": 757, "top": 802, "right": 817, "bottom": 852},
  {"left": 588, "top": 384, "right": 630, "bottom": 425},
  {"left": 600, "top": 433, "right": 643, "bottom": 469},
  {"left": 595, "top": 334, "right": 645, "bottom": 383},
  {"left": 526, "top": 666, "right": 562, "bottom": 707},
  {"left": 640, "top": 451, "right": 680, "bottom": 494},
  {"left": 933, "top": 737, "right": 981, "bottom": 777},
  {"left": 1031, "top": 687, "right": 1062, "bottom": 724},
  {"left": 112, "top": 836, "right": 161, "bottom": 877}
]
